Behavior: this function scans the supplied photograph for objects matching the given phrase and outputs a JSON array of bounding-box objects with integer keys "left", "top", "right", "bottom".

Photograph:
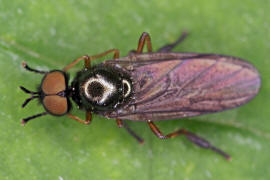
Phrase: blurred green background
[{"left": 0, "top": 0, "right": 269, "bottom": 179}]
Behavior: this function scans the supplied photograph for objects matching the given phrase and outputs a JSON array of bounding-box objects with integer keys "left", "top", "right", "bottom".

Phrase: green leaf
[{"left": 0, "top": 0, "right": 269, "bottom": 179}]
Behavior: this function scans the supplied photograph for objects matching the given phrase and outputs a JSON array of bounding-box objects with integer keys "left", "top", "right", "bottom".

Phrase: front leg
[
  {"left": 67, "top": 111, "right": 92, "bottom": 125},
  {"left": 63, "top": 49, "right": 120, "bottom": 72}
]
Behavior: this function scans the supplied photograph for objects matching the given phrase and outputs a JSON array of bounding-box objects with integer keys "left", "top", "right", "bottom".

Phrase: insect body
[{"left": 21, "top": 32, "right": 261, "bottom": 160}]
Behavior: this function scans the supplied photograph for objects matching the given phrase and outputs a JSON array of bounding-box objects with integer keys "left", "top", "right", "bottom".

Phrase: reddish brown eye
[
  {"left": 42, "top": 71, "right": 66, "bottom": 94},
  {"left": 43, "top": 96, "right": 68, "bottom": 115}
]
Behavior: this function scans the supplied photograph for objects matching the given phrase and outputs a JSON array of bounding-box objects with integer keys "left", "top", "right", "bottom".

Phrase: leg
[
  {"left": 116, "top": 119, "right": 123, "bottom": 127},
  {"left": 22, "top": 61, "right": 47, "bottom": 74},
  {"left": 63, "top": 49, "right": 120, "bottom": 72},
  {"left": 157, "top": 31, "right": 188, "bottom": 52},
  {"left": 67, "top": 111, "right": 92, "bottom": 125},
  {"left": 62, "top": 55, "right": 90, "bottom": 72},
  {"left": 116, "top": 119, "right": 144, "bottom": 144},
  {"left": 136, "top": 32, "right": 152, "bottom": 53},
  {"left": 147, "top": 120, "right": 231, "bottom": 160}
]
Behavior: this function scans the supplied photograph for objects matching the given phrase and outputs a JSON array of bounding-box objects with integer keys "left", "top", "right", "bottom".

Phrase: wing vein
[{"left": 178, "top": 60, "right": 219, "bottom": 96}]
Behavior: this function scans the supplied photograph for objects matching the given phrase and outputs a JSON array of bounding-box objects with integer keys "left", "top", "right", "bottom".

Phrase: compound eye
[
  {"left": 42, "top": 71, "right": 66, "bottom": 94},
  {"left": 43, "top": 96, "right": 68, "bottom": 116}
]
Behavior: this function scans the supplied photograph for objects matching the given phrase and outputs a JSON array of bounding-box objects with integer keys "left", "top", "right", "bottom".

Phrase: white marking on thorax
[{"left": 83, "top": 75, "right": 116, "bottom": 104}]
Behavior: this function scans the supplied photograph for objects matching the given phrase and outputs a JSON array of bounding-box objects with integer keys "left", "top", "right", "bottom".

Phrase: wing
[{"left": 102, "top": 53, "right": 261, "bottom": 121}]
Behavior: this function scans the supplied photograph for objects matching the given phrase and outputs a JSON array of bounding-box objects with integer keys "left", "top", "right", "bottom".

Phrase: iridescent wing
[{"left": 102, "top": 53, "right": 261, "bottom": 121}]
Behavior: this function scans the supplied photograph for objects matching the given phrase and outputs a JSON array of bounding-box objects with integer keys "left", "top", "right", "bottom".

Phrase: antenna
[
  {"left": 20, "top": 86, "right": 40, "bottom": 108},
  {"left": 21, "top": 112, "right": 48, "bottom": 126},
  {"left": 20, "top": 61, "right": 49, "bottom": 125},
  {"left": 22, "top": 61, "right": 47, "bottom": 74}
]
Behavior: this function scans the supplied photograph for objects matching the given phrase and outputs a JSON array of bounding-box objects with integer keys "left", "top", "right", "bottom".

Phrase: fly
[{"left": 20, "top": 32, "right": 261, "bottom": 160}]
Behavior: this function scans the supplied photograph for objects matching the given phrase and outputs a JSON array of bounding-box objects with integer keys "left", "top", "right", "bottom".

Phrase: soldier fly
[{"left": 20, "top": 32, "right": 261, "bottom": 160}]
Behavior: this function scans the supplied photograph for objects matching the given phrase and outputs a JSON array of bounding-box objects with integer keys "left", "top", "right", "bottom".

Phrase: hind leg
[
  {"left": 147, "top": 120, "right": 231, "bottom": 160},
  {"left": 157, "top": 31, "right": 188, "bottom": 52}
]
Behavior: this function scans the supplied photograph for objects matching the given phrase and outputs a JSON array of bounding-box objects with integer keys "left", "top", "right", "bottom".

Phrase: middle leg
[
  {"left": 157, "top": 31, "right": 188, "bottom": 52},
  {"left": 116, "top": 119, "right": 144, "bottom": 144},
  {"left": 136, "top": 32, "right": 153, "bottom": 53}
]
